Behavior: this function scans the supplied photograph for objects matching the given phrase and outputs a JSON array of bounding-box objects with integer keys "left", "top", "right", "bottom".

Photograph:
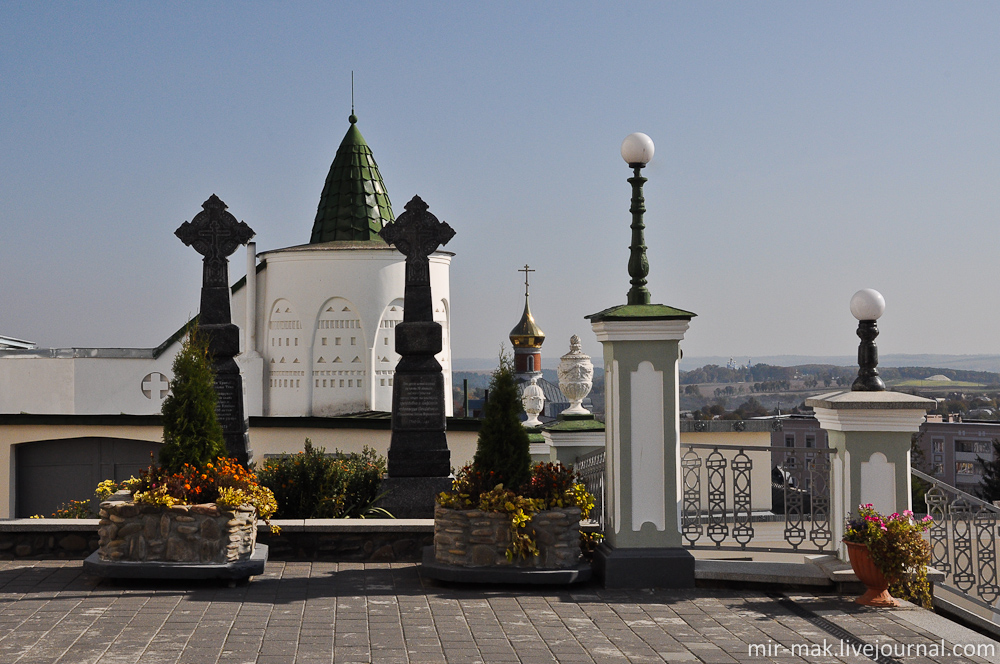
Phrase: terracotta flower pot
[{"left": 845, "top": 540, "right": 898, "bottom": 607}]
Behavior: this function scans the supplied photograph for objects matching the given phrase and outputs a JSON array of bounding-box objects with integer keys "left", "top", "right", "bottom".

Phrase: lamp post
[
  {"left": 587, "top": 132, "right": 697, "bottom": 588},
  {"left": 621, "top": 133, "right": 654, "bottom": 305},
  {"left": 850, "top": 288, "right": 886, "bottom": 392}
]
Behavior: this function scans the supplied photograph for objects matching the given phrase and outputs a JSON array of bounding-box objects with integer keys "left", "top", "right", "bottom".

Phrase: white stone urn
[
  {"left": 557, "top": 335, "right": 593, "bottom": 415},
  {"left": 521, "top": 376, "right": 545, "bottom": 427}
]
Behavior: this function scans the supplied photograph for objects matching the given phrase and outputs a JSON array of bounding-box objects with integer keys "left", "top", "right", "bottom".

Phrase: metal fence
[
  {"left": 574, "top": 449, "right": 605, "bottom": 529},
  {"left": 681, "top": 443, "right": 833, "bottom": 552},
  {"left": 913, "top": 467, "right": 1000, "bottom": 611},
  {"left": 572, "top": 443, "right": 834, "bottom": 553}
]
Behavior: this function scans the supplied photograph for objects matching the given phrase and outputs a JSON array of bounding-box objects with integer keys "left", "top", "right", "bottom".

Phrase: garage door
[{"left": 15, "top": 437, "right": 162, "bottom": 518}]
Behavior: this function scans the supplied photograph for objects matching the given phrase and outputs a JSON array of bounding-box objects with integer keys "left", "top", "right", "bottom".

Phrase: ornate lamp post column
[
  {"left": 807, "top": 289, "right": 932, "bottom": 559},
  {"left": 622, "top": 133, "right": 654, "bottom": 306},
  {"left": 586, "top": 133, "right": 696, "bottom": 588},
  {"left": 850, "top": 288, "right": 887, "bottom": 391}
]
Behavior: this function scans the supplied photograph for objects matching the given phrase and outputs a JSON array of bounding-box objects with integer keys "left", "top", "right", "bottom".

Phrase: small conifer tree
[
  {"left": 472, "top": 350, "right": 532, "bottom": 491},
  {"left": 159, "top": 327, "right": 227, "bottom": 473}
]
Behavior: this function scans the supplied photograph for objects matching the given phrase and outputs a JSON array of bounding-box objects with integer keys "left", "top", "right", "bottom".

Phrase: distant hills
[
  {"left": 454, "top": 354, "right": 1000, "bottom": 373},
  {"left": 679, "top": 355, "right": 1000, "bottom": 373}
]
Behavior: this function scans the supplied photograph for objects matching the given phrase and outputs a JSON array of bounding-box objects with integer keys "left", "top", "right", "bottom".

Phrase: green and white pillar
[
  {"left": 587, "top": 305, "right": 695, "bottom": 587},
  {"left": 807, "top": 391, "right": 933, "bottom": 558},
  {"left": 806, "top": 289, "right": 934, "bottom": 559}
]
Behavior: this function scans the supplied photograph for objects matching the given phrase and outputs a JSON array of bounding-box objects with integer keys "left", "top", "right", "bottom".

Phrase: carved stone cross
[
  {"left": 174, "top": 194, "right": 255, "bottom": 466},
  {"left": 175, "top": 194, "right": 255, "bottom": 288},
  {"left": 379, "top": 195, "right": 455, "bottom": 322}
]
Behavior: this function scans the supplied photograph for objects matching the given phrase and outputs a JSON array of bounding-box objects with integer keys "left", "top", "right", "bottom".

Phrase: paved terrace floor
[{"left": 0, "top": 561, "right": 998, "bottom": 664}]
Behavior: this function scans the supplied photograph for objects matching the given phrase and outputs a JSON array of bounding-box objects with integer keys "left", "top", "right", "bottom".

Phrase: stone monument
[
  {"left": 377, "top": 195, "right": 455, "bottom": 517},
  {"left": 557, "top": 335, "right": 594, "bottom": 415},
  {"left": 175, "top": 194, "right": 255, "bottom": 466}
]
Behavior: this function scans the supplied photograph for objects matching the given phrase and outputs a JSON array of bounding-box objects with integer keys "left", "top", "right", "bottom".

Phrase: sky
[{"left": 2, "top": 2, "right": 999, "bottom": 365}]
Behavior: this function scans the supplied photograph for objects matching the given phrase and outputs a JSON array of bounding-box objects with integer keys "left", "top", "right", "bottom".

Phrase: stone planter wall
[
  {"left": 434, "top": 506, "right": 581, "bottom": 569},
  {"left": 98, "top": 499, "right": 256, "bottom": 563}
]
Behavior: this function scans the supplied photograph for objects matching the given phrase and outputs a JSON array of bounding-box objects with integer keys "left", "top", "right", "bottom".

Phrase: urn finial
[{"left": 557, "top": 336, "right": 594, "bottom": 415}]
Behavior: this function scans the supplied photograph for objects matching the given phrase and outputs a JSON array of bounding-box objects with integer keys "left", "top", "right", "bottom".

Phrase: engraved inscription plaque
[{"left": 394, "top": 374, "right": 445, "bottom": 430}]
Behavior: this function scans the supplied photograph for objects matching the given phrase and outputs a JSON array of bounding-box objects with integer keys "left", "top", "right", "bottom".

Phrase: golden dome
[{"left": 509, "top": 297, "right": 545, "bottom": 348}]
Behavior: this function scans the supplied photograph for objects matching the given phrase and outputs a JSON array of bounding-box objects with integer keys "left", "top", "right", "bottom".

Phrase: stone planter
[
  {"left": 434, "top": 505, "right": 581, "bottom": 569},
  {"left": 845, "top": 540, "right": 898, "bottom": 607},
  {"left": 98, "top": 497, "right": 257, "bottom": 564}
]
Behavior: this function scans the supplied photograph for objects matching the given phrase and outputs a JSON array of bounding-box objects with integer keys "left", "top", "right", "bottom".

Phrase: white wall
[{"left": 0, "top": 350, "right": 177, "bottom": 416}]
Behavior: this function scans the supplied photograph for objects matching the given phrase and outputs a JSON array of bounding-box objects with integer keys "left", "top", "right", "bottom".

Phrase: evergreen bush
[
  {"left": 159, "top": 327, "right": 227, "bottom": 473},
  {"left": 472, "top": 351, "right": 532, "bottom": 491},
  {"left": 257, "top": 441, "right": 387, "bottom": 518}
]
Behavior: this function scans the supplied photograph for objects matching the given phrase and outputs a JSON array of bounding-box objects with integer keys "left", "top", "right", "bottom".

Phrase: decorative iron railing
[
  {"left": 681, "top": 443, "right": 833, "bottom": 552},
  {"left": 574, "top": 449, "right": 605, "bottom": 529},
  {"left": 913, "top": 468, "right": 1000, "bottom": 611}
]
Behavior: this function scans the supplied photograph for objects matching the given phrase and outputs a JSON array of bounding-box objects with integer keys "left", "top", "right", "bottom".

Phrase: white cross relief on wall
[{"left": 141, "top": 372, "right": 170, "bottom": 400}]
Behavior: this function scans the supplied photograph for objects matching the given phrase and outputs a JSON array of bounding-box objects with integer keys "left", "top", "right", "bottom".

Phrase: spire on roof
[
  {"left": 509, "top": 265, "right": 545, "bottom": 348},
  {"left": 310, "top": 114, "right": 394, "bottom": 243}
]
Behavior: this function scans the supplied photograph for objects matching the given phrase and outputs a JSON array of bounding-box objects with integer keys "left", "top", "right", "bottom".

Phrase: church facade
[{"left": 0, "top": 113, "right": 454, "bottom": 420}]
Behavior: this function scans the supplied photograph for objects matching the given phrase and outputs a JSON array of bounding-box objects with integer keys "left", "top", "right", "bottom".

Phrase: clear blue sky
[{"left": 3, "top": 2, "right": 999, "bottom": 363}]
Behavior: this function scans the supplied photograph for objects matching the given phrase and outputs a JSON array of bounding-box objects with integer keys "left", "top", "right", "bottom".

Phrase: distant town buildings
[{"left": 756, "top": 412, "right": 1000, "bottom": 498}]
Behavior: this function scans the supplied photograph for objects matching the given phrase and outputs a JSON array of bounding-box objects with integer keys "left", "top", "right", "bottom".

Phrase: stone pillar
[
  {"left": 806, "top": 390, "right": 933, "bottom": 558},
  {"left": 586, "top": 305, "right": 695, "bottom": 587}
]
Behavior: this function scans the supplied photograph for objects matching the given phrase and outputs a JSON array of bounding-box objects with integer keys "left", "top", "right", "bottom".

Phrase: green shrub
[
  {"left": 159, "top": 327, "right": 227, "bottom": 473},
  {"left": 472, "top": 351, "right": 532, "bottom": 490},
  {"left": 257, "top": 441, "right": 387, "bottom": 518}
]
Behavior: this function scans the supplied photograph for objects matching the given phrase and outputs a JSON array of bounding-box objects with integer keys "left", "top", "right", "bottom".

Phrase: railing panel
[
  {"left": 913, "top": 468, "right": 1000, "bottom": 611},
  {"left": 680, "top": 443, "right": 834, "bottom": 553},
  {"left": 573, "top": 449, "right": 605, "bottom": 529}
]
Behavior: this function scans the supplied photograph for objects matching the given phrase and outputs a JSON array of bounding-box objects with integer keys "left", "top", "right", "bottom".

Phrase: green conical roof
[{"left": 310, "top": 114, "right": 394, "bottom": 243}]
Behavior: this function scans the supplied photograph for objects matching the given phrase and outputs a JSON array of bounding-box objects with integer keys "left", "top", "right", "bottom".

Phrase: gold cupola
[
  {"left": 509, "top": 265, "right": 545, "bottom": 349},
  {"left": 510, "top": 265, "right": 545, "bottom": 377},
  {"left": 509, "top": 298, "right": 545, "bottom": 349}
]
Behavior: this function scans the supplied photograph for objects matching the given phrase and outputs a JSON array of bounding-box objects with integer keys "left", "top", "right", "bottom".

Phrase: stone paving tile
[{"left": 0, "top": 561, "right": 996, "bottom": 663}]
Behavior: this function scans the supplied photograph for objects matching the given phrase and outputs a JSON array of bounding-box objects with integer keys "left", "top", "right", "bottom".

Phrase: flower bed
[
  {"left": 434, "top": 505, "right": 582, "bottom": 569},
  {"left": 97, "top": 497, "right": 255, "bottom": 563},
  {"left": 435, "top": 463, "right": 597, "bottom": 569}
]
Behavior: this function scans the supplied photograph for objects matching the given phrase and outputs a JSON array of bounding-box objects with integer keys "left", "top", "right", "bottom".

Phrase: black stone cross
[
  {"left": 379, "top": 196, "right": 455, "bottom": 322},
  {"left": 375, "top": 196, "right": 455, "bottom": 505},
  {"left": 176, "top": 195, "right": 255, "bottom": 325},
  {"left": 175, "top": 194, "right": 255, "bottom": 466}
]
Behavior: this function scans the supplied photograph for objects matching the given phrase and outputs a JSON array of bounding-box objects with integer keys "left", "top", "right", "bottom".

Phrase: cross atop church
[
  {"left": 175, "top": 194, "right": 255, "bottom": 288},
  {"left": 519, "top": 264, "right": 534, "bottom": 298}
]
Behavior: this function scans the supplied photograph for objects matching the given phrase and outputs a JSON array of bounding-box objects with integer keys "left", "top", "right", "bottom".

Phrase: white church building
[
  {"left": 0, "top": 113, "right": 454, "bottom": 420},
  {"left": 0, "top": 114, "right": 470, "bottom": 518}
]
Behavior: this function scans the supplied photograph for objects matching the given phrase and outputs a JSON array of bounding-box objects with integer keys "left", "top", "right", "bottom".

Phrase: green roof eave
[
  {"left": 544, "top": 417, "right": 606, "bottom": 432},
  {"left": 586, "top": 303, "right": 696, "bottom": 322},
  {"left": 153, "top": 317, "right": 198, "bottom": 358},
  {"left": 229, "top": 259, "right": 267, "bottom": 294}
]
